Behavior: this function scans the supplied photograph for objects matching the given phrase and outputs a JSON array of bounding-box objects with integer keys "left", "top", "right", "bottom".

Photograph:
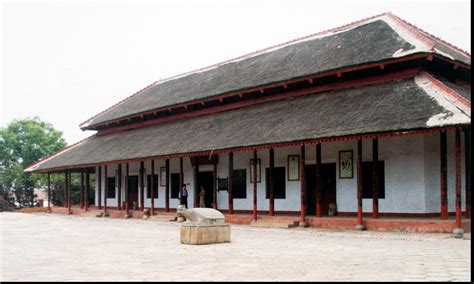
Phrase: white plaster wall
[
  {"left": 93, "top": 133, "right": 467, "bottom": 214},
  {"left": 424, "top": 132, "right": 466, "bottom": 213}
]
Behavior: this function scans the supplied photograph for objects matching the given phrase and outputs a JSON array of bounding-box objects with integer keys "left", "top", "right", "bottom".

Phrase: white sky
[{"left": 1, "top": 0, "right": 471, "bottom": 145}]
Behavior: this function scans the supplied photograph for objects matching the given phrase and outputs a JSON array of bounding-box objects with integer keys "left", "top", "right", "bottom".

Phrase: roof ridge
[
  {"left": 388, "top": 14, "right": 471, "bottom": 57},
  {"left": 80, "top": 12, "right": 470, "bottom": 129},
  {"left": 148, "top": 12, "right": 389, "bottom": 83},
  {"left": 79, "top": 12, "right": 388, "bottom": 128}
]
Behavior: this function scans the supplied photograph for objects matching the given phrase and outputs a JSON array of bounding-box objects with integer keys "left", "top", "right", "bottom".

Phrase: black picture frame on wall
[{"left": 339, "top": 150, "right": 353, "bottom": 179}]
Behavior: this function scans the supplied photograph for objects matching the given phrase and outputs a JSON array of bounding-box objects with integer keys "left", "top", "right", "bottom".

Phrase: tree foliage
[{"left": 0, "top": 117, "right": 67, "bottom": 208}]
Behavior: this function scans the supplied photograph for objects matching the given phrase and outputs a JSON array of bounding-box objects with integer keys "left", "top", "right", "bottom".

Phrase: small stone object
[
  {"left": 328, "top": 203, "right": 337, "bottom": 216},
  {"left": 299, "top": 221, "right": 308, "bottom": 228},
  {"left": 124, "top": 213, "right": 131, "bottom": 219},
  {"left": 143, "top": 209, "right": 150, "bottom": 220},
  {"left": 355, "top": 224, "right": 366, "bottom": 231},
  {"left": 453, "top": 228, "right": 464, "bottom": 239},
  {"left": 177, "top": 205, "right": 230, "bottom": 245}
]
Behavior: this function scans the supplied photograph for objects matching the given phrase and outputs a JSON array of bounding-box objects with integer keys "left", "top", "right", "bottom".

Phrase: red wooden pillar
[
  {"left": 453, "top": 129, "right": 464, "bottom": 238},
  {"left": 151, "top": 160, "right": 155, "bottom": 215},
  {"left": 125, "top": 163, "right": 130, "bottom": 215},
  {"left": 117, "top": 164, "right": 122, "bottom": 210},
  {"left": 140, "top": 161, "right": 144, "bottom": 211},
  {"left": 67, "top": 171, "right": 72, "bottom": 213},
  {"left": 85, "top": 170, "right": 89, "bottom": 211},
  {"left": 104, "top": 165, "right": 108, "bottom": 215},
  {"left": 372, "top": 138, "right": 379, "bottom": 219},
  {"left": 64, "top": 171, "right": 68, "bottom": 208},
  {"left": 252, "top": 150, "right": 258, "bottom": 222},
  {"left": 440, "top": 132, "right": 448, "bottom": 219},
  {"left": 165, "top": 159, "right": 170, "bottom": 212},
  {"left": 455, "top": 129, "right": 462, "bottom": 228},
  {"left": 464, "top": 128, "right": 471, "bottom": 219},
  {"left": 47, "top": 173, "right": 51, "bottom": 212},
  {"left": 98, "top": 166, "right": 102, "bottom": 209},
  {"left": 213, "top": 156, "right": 218, "bottom": 210},
  {"left": 80, "top": 171, "right": 84, "bottom": 209},
  {"left": 179, "top": 157, "right": 184, "bottom": 192},
  {"left": 269, "top": 148, "right": 275, "bottom": 216},
  {"left": 228, "top": 152, "right": 234, "bottom": 214},
  {"left": 193, "top": 157, "right": 200, "bottom": 208},
  {"left": 356, "top": 139, "right": 365, "bottom": 230},
  {"left": 316, "top": 143, "right": 322, "bottom": 217},
  {"left": 300, "top": 145, "right": 306, "bottom": 226}
]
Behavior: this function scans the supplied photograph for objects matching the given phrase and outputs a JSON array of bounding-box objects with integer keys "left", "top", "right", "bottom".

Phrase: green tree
[{"left": 0, "top": 117, "right": 67, "bottom": 208}]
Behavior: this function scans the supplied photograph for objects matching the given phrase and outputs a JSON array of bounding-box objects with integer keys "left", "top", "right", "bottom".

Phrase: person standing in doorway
[
  {"left": 199, "top": 186, "right": 206, "bottom": 208},
  {"left": 179, "top": 184, "right": 188, "bottom": 209}
]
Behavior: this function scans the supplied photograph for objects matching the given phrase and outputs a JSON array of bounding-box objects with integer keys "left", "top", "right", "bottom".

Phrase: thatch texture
[
  {"left": 28, "top": 74, "right": 471, "bottom": 172},
  {"left": 84, "top": 17, "right": 470, "bottom": 128}
]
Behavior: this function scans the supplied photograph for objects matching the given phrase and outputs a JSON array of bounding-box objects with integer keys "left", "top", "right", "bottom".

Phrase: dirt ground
[{"left": 0, "top": 212, "right": 471, "bottom": 281}]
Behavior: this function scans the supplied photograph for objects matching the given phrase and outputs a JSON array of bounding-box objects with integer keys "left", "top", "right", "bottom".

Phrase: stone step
[
  {"left": 250, "top": 221, "right": 296, "bottom": 229},
  {"left": 150, "top": 215, "right": 177, "bottom": 222}
]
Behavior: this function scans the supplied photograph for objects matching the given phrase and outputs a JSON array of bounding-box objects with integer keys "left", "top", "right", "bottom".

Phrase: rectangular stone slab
[{"left": 180, "top": 224, "right": 231, "bottom": 245}]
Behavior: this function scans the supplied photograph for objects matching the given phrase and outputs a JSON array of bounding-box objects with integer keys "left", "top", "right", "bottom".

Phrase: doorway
[
  {"left": 127, "top": 175, "right": 139, "bottom": 210},
  {"left": 198, "top": 171, "right": 214, "bottom": 208},
  {"left": 305, "top": 163, "right": 336, "bottom": 216}
]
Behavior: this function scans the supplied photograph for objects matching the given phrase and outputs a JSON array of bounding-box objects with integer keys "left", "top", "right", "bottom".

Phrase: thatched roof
[
  {"left": 81, "top": 13, "right": 471, "bottom": 129},
  {"left": 27, "top": 72, "right": 471, "bottom": 172}
]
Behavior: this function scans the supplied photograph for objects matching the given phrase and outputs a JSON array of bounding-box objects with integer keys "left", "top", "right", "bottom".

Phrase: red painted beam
[
  {"left": 98, "top": 166, "right": 102, "bottom": 209},
  {"left": 47, "top": 173, "right": 51, "bottom": 212},
  {"left": 440, "top": 132, "right": 448, "bottom": 219},
  {"left": 80, "top": 171, "right": 84, "bottom": 209},
  {"left": 228, "top": 152, "right": 234, "bottom": 214},
  {"left": 125, "top": 163, "right": 129, "bottom": 215},
  {"left": 151, "top": 160, "right": 155, "bottom": 215},
  {"left": 193, "top": 157, "right": 200, "bottom": 208},
  {"left": 68, "top": 171, "right": 72, "bottom": 213},
  {"left": 213, "top": 156, "right": 218, "bottom": 210},
  {"left": 140, "top": 161, "right": 144, "bottom": 211},
  {"left": 117, "top": 164, "right": 122, "bottom": 211},
  {"left": 300, "top": 145, "right": 306, "bottom": 224},
  {"left": 165, "top": 159, "right": 170, "bottom": 212},
  {"left": 85, "top": 171, "right": 89, "bottom": 212},
  {"left": 104, "top": 165, "right": 108, "bottom": 215},
  {"left": 357, "top": 139, "right": 363, "bottom": 227},
  {"left": 455, "top": 128, "right": 462, "bottom": 228},
  {"left": 269, "top": 148, "right": 275, "bottom": 216},
  {"left": 316, "top": 143, "right": 322, "bottom": 218},
  {"left": 372, "top": 138, "right": 379, "bottom": 219},
  {"left": 64, "top": 171, "right": 68, "bottom": 209},
  {"left": 253, "top": 150, "right": 258, "bottom": 222},
  {"left": 465, "top": 128, "right": 471, "bottom": 219}
]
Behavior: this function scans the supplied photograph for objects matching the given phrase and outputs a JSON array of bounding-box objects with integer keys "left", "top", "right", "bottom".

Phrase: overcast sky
[{"left": 1, "top": 0, "right": 471, "bottom": 144}]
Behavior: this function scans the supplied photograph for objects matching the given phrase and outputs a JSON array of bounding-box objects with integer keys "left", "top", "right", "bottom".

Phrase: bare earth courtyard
[{"left": 0, "top": 212, "right": 471, "bottom": 282}]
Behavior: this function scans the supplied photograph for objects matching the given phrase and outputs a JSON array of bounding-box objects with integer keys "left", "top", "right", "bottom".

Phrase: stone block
[{"left": 180, "top": 223, "right": 231, "bottom": 245}]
